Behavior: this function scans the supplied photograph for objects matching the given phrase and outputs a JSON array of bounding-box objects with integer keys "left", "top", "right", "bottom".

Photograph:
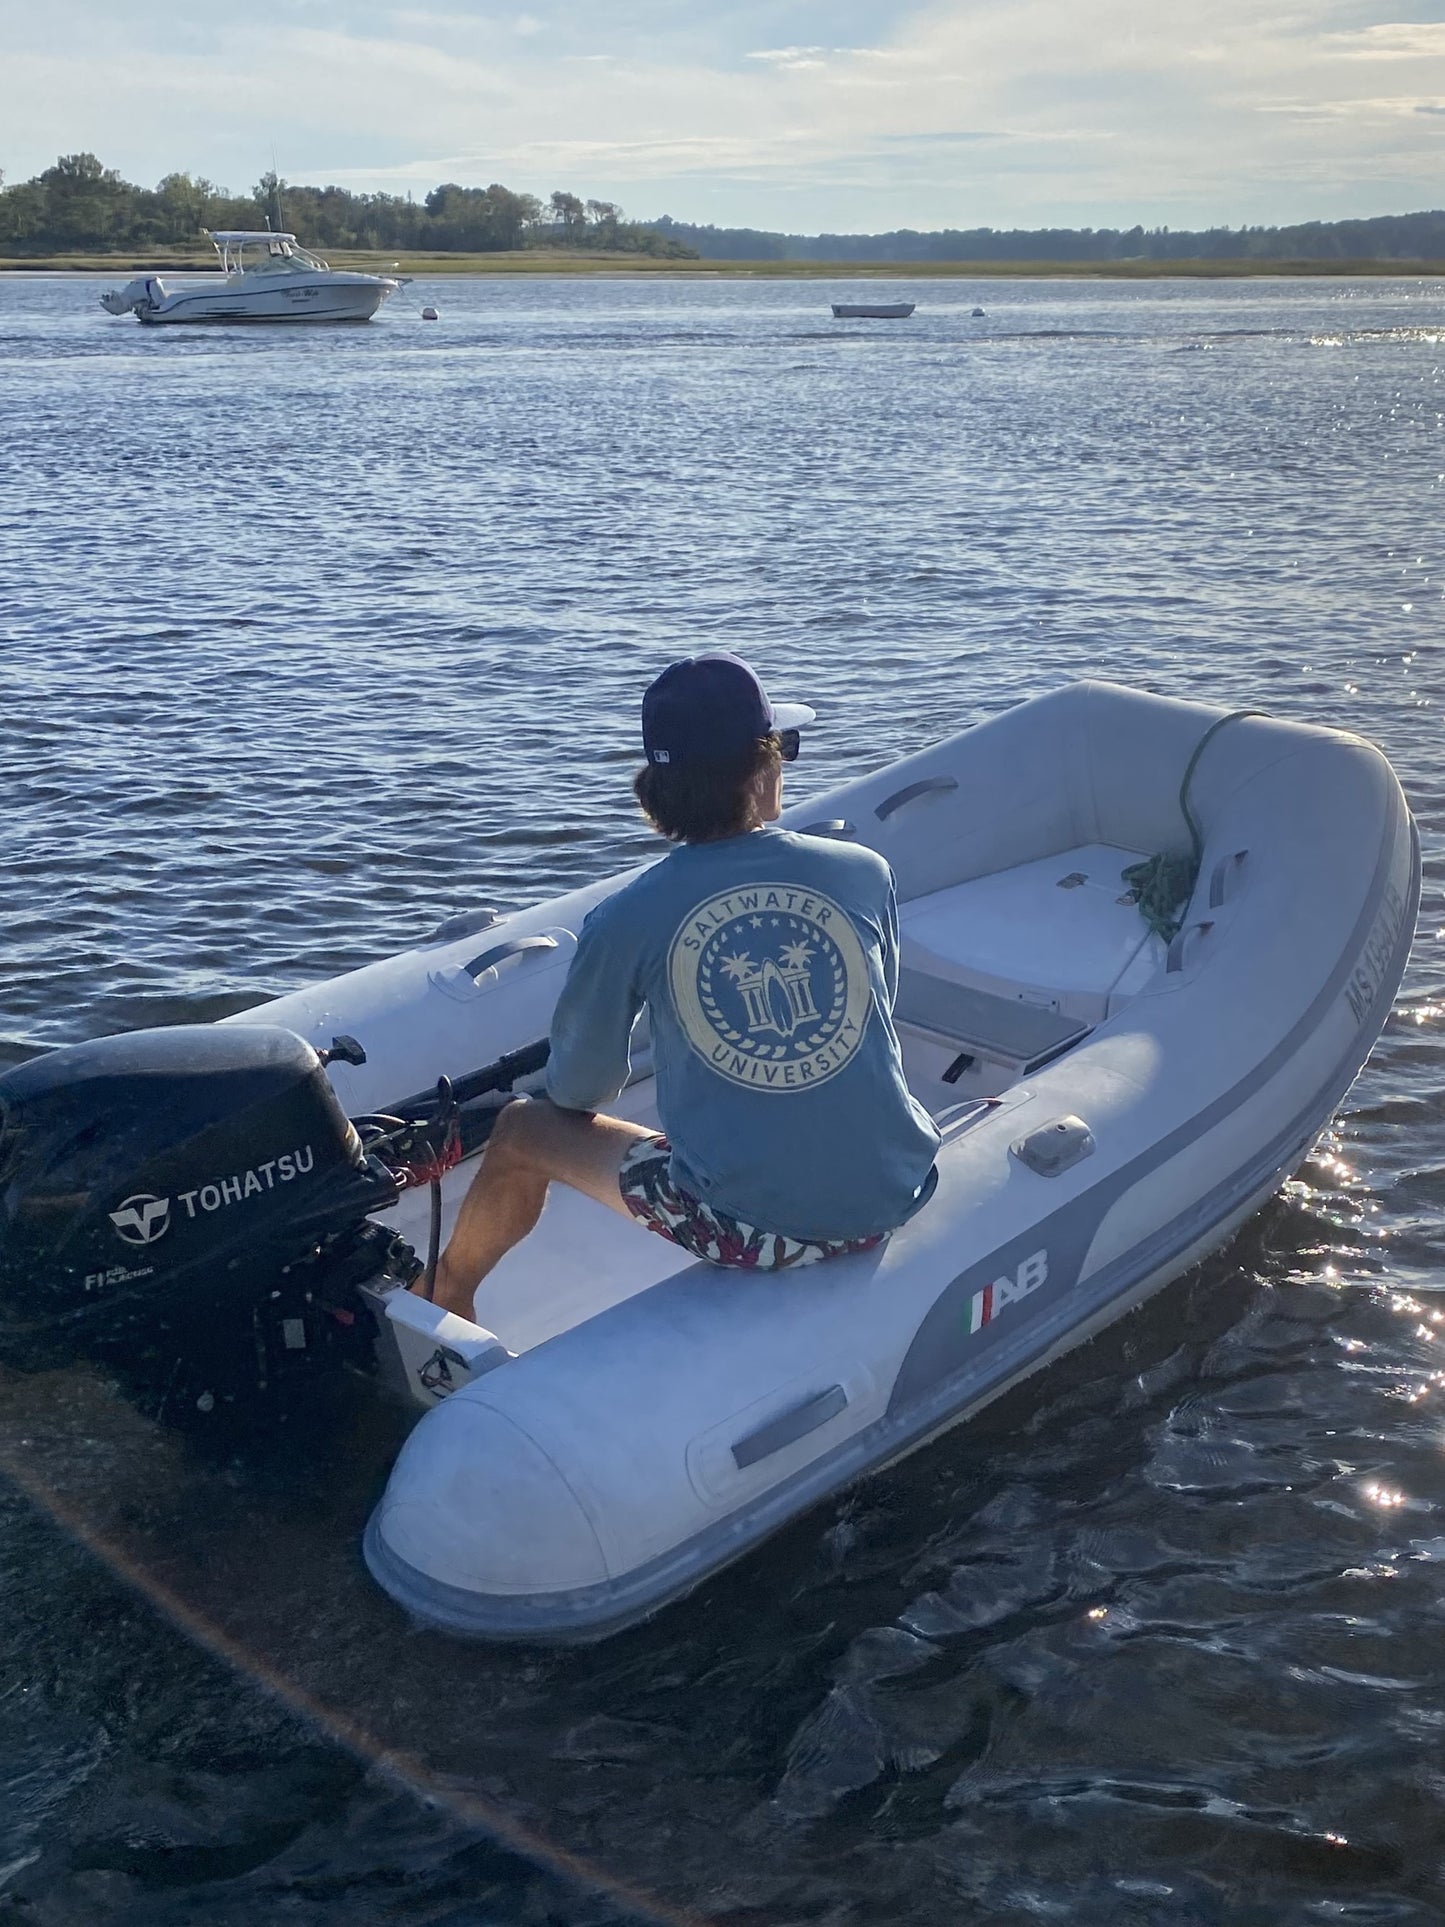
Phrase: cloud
[
  {"left": 745, "top": 46, "right": 830, "bottom": 71},
  {"left": 1253, "top": 92, "right": 1445, "bottom": 121},
  {"left": 745, "top": 44, "right": 900, "bottom": 70},
  {"left": 880, "top": 130, "right": 998, "bottom": 144},
  {"left": 6, "top": 0, "right": 1445, "bottom": 233},
  {"left": 1325, "top": 21, "right": 1445, "bottom": 60}
]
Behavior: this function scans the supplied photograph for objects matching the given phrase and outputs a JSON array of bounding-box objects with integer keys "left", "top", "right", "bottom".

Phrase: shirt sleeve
[{"left": 544, "top": 902, "right": 643, "bottom": 1112}]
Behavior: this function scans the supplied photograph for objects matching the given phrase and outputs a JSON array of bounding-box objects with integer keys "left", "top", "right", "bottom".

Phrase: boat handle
[
  {"left": 1166, "top": 919, "right": 1215, "bottom": 974},
  {"left": 732, "top": 1384, "right": 848, "bottom": 1469},
  {"left": 461, "top": 934, "right": 559, "bottom": 980},
  {"left": 875, "top": 776, "right": 959, "bottom": 822},
  {"left": 797, "top": 819, "right": 856, "bottom": 839},
  {"left": 1208, "top": 848, "right": 1249, "bottom": 908}
]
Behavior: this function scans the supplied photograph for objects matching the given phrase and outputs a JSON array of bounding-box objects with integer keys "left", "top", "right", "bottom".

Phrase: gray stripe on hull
[{"left": 365, "top": 813, "right": 1420, "bottom": 1642}]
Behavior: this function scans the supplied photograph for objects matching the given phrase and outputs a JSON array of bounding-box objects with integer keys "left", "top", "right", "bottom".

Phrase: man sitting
[{"left": 424, "top": 652, "right": 940, "bottom": 1321}]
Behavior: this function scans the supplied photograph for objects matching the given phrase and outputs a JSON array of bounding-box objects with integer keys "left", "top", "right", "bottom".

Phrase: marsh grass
[{"left": 5, "top": 249, "right": 1443, "bottom": 278}]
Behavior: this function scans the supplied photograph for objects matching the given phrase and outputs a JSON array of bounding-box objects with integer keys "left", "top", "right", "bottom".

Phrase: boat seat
[
  {"left": 898, "top": 843, "right": 1162, "bottom": 1030},
  {"left": 894, "top": 968, "right": 1086, "bottom": 1072}
]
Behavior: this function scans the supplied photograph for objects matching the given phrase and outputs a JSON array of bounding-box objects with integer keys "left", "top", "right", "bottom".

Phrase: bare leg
[{"left": 417, "top": 1097, "right": 656, "bottom": 1320}]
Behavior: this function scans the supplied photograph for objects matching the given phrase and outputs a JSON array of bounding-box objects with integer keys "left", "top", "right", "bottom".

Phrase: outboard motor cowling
[{"left": 0, "top": 1024, "right": 401, "bottom": 1377}]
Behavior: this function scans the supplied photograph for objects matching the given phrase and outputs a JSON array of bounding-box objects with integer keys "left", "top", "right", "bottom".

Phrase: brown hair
[{"left": 633, "top": 735, "right": 783, "bottom": 844}]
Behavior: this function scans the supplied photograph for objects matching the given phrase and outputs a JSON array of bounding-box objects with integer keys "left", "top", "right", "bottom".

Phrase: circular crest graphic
[{"left": 668, "top": 883, "right": 873, "bottom": 1092}]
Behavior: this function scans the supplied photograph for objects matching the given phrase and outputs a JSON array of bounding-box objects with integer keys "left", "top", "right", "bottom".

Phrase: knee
[{"left": 484, "top": 1096, "right": 542, "bottom": 1170}]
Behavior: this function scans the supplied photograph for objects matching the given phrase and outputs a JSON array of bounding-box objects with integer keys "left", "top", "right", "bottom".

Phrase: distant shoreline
[{"left": 4, "top": 248, "right": 1444, "bottom": 280}]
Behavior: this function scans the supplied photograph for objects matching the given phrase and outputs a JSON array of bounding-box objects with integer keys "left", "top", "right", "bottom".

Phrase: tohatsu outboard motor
[{"left": 0, "top": 1024, "right": 415, "bottom": 1411}]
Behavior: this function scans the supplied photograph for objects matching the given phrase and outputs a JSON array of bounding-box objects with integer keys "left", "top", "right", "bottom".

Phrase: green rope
[
  {"left": 1120, "top": 850, "right": 1196, "bottom": 944},
  {"left": 1121, "top": 710, "right": 1263, "bottom": 944}
]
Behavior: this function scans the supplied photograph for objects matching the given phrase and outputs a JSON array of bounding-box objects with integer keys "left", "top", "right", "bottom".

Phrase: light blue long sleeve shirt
[{"left": 545, "top": 826, "right": 940, "bottom": 1242}]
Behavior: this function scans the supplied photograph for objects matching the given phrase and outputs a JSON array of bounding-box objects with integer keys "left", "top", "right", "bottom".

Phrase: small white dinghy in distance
[
  {"left": 239, "top": 681, "right": 1417, "bottom": 1641},
  {"left": 831, "top": 302, "right": 916, "bottom": 319}
]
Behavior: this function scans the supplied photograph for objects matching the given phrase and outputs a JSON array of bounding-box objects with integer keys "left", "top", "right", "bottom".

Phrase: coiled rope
[{"left": 1121, "top": 710, "right": 1263, "bottom": 942}]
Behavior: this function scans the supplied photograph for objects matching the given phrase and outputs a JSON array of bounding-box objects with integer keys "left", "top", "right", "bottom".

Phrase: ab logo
[
  {"left": 669, "top": 883, "right": 873, "bottom": 1093},
  {"left": 968, "top": 1250, "right": 1049, "bottom": 1334}
]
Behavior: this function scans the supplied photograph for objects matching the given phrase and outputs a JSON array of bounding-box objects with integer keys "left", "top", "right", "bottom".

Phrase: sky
[{"left": 2, "top": 0, "right": 1443, "bottom": 233}]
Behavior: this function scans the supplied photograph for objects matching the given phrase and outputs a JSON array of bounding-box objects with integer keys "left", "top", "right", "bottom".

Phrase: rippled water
[{"left": 2, "top": 271, "right": 1445, "bottom": 1924}]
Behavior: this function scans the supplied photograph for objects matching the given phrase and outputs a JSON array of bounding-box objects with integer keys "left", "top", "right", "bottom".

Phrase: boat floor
[{"left": 383, "top": 1078, "right": 693, "bottom": 1355}]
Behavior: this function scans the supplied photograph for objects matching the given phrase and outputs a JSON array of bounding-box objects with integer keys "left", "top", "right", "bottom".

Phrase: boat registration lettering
[
  {"left": 1345, "top": 879, "right": 1408, "bottom": 1026},
  {"left": 968, "top": 1248, "right": 1048, "bottom": 1334}
]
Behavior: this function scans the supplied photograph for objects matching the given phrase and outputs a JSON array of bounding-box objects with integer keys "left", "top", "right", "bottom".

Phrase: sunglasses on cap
[{"left": 778, "top": 729, "right": 801, "bottom": 762}]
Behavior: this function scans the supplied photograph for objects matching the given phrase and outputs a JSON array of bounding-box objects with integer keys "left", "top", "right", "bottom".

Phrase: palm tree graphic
[{"left": 717, "top": 939, "right": 822, "bottom": 1038}]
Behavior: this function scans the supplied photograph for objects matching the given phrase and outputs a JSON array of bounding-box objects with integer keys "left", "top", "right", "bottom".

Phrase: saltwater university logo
[{"left": 669, "top": 883, "right": 873, "bottom": 1091}]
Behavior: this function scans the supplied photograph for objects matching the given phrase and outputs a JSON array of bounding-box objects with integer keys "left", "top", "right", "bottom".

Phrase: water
[{"left": 2, "top": 270, "right": 1444, "bottom": 1924}]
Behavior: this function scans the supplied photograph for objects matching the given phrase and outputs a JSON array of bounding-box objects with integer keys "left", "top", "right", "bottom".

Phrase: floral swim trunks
[{"left": 617, "top": 1134, "right": 885, "bottom": 1271}]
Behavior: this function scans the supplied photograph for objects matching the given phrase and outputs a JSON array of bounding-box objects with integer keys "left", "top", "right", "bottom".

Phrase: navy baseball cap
[{"left": 641, "top": 653, "right": 815, "bottom": 766}]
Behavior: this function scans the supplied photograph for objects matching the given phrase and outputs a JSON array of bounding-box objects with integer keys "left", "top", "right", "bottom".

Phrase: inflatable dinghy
[{"left": 0, "top": 682, "right": 1418, "bottom": 1642}]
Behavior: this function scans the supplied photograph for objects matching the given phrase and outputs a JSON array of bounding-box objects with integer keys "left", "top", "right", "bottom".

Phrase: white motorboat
[
  {"left": 0, "top": 683, "right": 1418, "bottom": 1643},
  {"left": 831, "top": 301, "right": 916, "bottom": 319},
  {"left": 99, "top": 231, "right": 399, "bottom": 324}
]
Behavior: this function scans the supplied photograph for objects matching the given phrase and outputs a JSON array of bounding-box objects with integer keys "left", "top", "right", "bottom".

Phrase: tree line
[
  {"left": 0, "top": 154, "right": 697, "bottom": 256},
  {"left": 651, "top": 210, "right": 1445, "bottom": 263},
  {"left": 6, "top": 154, "right": 1440, "bottom": 263}
]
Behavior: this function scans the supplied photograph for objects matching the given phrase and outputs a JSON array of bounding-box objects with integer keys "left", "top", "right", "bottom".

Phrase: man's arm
[{"left": 544, "top": 904, "right": 643, "bottom": 1112}]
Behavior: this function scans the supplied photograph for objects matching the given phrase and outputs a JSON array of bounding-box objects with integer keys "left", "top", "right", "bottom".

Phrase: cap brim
[{"left": 771, "top": 701, "right": 816, "bottom": 731}]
